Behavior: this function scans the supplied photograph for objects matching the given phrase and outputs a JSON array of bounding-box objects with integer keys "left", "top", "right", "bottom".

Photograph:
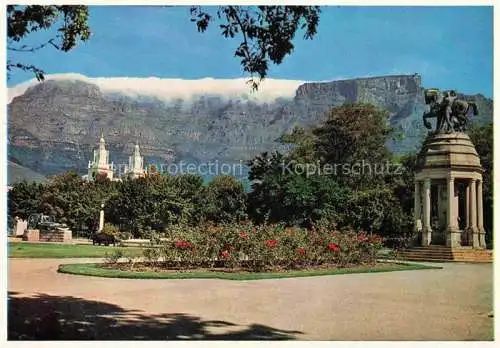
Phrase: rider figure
[{"left": 441, "top": 90, "right": 457, "bottom": 132}]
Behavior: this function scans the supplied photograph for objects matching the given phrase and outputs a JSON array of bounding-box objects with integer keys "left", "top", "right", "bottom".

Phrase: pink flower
[
  {"left": 239, "top": 232, "right": 249, "bottom": 239},
  {"left": 221, "top": 250, "right": 230, "bottom": 259}
]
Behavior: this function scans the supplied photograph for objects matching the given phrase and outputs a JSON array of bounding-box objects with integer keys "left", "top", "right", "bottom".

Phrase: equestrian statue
[{"left": 423, "top": 88, "right": 478, "bottom": 133}]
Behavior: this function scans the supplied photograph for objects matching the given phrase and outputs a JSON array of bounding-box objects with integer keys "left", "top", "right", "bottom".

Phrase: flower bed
[{"left": 105, "top": 222, "right": 384, "bottom": 273}]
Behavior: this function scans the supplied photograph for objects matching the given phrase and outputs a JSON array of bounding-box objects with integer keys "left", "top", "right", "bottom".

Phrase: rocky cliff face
[{"left": 7, "top": 75, "right": 493, "bottom": 179}]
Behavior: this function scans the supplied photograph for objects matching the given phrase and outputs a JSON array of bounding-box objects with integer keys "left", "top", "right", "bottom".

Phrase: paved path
[{"left": 8, "top": 258, "right": 493, "bottom": 340}]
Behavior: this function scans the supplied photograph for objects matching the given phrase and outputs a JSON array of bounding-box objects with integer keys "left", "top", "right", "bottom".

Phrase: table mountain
[{"left": 7, "top": 74, "right": 492, "bottom": 180}]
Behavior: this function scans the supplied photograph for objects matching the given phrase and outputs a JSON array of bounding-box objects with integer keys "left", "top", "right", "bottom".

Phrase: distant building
[
  {"left": 87, "top": 135, "right": 115, "bottom": 181},
  {"left": 125, "top": 144, "right": 145, "bottom": 179}
]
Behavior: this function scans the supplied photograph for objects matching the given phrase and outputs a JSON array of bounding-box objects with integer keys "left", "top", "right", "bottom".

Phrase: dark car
[{"left": 91, "top": 232, "right": 119, "bottom": 246}]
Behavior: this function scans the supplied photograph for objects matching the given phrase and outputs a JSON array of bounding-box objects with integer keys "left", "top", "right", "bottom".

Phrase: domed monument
[{"left": 414, "top": 89, "right": 486, "bottom": 250}]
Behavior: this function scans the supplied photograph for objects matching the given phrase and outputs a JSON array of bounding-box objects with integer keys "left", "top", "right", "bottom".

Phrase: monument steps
[{"left": 398, "top": 246, "right": 492, "bottom": 263}]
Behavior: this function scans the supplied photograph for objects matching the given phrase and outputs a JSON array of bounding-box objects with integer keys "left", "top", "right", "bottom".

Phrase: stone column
[
  {"left": 422, "top": 179, "right": 432, "bottom": 246},
  {"left": 446, "top": 176, "right": 460, "bottom": 247},
  {"left": 477, "top": 179, "right": 486, "bottom": 248},
  {"left": 465, "top": 182, "right": 470, "bottom": 228},
  {"left": 469, "top": 179, "right": 479, "bottom": 248},
  {"left": 414, "top": 181, "right": 421, "bottom": 225}
]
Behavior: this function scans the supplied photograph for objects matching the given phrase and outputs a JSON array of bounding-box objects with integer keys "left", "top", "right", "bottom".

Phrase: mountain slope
[
  {"left": 8, "top": 160, "right": 46, "bottom": 185},
  {"left": 7, "top": 74, "right": 493, "bottom": 177}
]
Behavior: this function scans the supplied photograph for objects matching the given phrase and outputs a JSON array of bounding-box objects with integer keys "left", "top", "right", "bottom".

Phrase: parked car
[{"left": 91, "top": 232, "right": 119, "bottom": 246}]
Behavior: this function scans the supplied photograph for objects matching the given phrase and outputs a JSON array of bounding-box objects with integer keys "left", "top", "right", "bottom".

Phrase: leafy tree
[
  {"left": 313, "top": 103, "right": 393, "bottom": 190},
  {"left": 247, "top": 151, "right": 289, "bottom": 223},
  {"left": 279, "top": 125, "right": 317, "bottom": 163},
  {"left": 190, "top": 6, "right": 320, "bottom": 89},
  {"left": 7, "top": 5, "right": 91, "bottom": 80},
  {"left": 468, "top": 123, "right": 493, "bottom": 246},
  {"left": 106, "top": 174, "right": 194, "bottom": 237},
  {"left": 7, "top": 180, "right": 44, "bottom": 220},
  {"left": 199, "top": 175, "right": 247, "bottom": 224},
  {"left": 39, "top": 171, "right": 86, "bottom": 230},
  {"left": 7, "top": 5, "right": 320, "bottom": 89},
  {"left": 345, "top": 188, "right": 407, "bottom": 236},
  {"left": 81, "top": 174, "right": 120, "bottom": 233},
  {"left": 247, "top": 151, "right": 350, "bottom": 226},
  {"left": 248, "top": 103, "right": 406, "bottom": 232}
]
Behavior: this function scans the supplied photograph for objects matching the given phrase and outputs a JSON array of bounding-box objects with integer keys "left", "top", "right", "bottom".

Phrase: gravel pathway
[{"left": 8, "top": 258, "right": 493, "bottom": 340}]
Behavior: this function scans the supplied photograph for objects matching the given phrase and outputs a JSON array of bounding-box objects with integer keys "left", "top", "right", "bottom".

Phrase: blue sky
[{"left": 7, "top": 6, "right": 493, "bottom": 97}]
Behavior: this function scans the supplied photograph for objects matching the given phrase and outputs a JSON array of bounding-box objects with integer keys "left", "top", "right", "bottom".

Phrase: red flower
[
  {"left": 265, "top": 239, "right": 278, "bottom": 248},
  {"left": 239, "top": 232, "right": 249, "bottom": 239},
  {"left": 297, "top": 247, "right": 306, "bottom": 255},
  {"left": 357, "top": 233, "right": 369, "bottom": 242},
  {"left": 252, "top": 228, "right": 257, "bottom": 233},
  {"left": 327, "top": 242, "right": 340, "bottom": 252},
  {"left": 175, "top": 240, "right": 193, "bottom": 249},
  {"left": 221, "top": 250, "right": 230, "bottom": 259}
]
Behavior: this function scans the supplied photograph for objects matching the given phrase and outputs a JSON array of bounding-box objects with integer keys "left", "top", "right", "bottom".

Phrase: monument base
[
  {"left": 22, "top": 229, "right": 72, "bottom": 243},
  {"left": 446, "top": 228, "right": 461, "bottom": 248}
]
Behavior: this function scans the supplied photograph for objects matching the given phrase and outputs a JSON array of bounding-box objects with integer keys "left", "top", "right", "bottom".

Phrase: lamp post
[{"left": 98, "top": 203, "right": 105, "bottom": 232}]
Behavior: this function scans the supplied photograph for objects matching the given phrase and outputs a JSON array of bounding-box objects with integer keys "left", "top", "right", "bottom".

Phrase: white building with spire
[
  {"left": 126, "top": 143, "right": 145, "bottom": 179},
  {"left": 87, "top": 135, "right": 115, "bottom": 180}
]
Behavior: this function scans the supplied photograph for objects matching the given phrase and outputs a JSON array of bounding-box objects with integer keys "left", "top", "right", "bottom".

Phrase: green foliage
[
  {"left": 7, "top": 5, "right": 91, "bottom": 80},
  {"left": 248, "top": 103, "right": 402, "bottom": 232},
  {"left": 345, "top": 188, "right": 409, "bottom": 237},
  {"left": 313, "top": 103, "right": 393, "bottom": 190},
  {"left": 8, "top": 5, "right": 319, "bottom": 89},
  {"left": 247, "top": 155, "right": 350, "bottom": 226},
  {"left": 8, "top": 180, "right": 44, "bottom": 220},
  {"left": 468, "top": 123, "right": 493, "bottom": 246},
  {"left": 106, "top": 174, "right": 190, "bottom": 237},
  {"left": 104, "top": 248, "right": 124, "bottom": 265},
  {"left": 101, "top": 223, "right": 120, "bottom": 236},
  {"left": 198, "top": 175, "right": 247, "bottom": 224},
  {"left": 38, "top": 171, "right": 86, "bottom": 230},
  {"left": 190, "top": 6, "right": 320, "bottom": 90}
]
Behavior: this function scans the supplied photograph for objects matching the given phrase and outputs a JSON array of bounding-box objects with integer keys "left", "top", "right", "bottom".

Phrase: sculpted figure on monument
[{"left": 422, "top": 88, "right": 478, "bottom": 133}]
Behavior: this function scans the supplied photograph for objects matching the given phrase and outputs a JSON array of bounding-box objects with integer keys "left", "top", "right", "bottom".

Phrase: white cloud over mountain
[{"left": 7, "top": 73, "right": 309, "bottom": 104}]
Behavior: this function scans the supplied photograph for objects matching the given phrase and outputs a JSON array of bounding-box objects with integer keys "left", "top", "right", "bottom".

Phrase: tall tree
[
  {"left": 39, "top": 171, "right": 86, "bottom": 230},
  {"left": 199, "top": 175, "right": 247, "bottom": 224},
  {"left": 313, "top": 103, "right": 393, "bottom": 190},
  {"left": 7, "top": 180, "right": 44, "bottom": 220},
  {"left": 7, "top": 5, "right": 91, "bottom": 80},
  {"left": 468, "top": 123, "right": 493, "bottom": 246},
  {"left": 7, "top": 5, "right": 320, "bottom": 89},
  {"left": 190, "top": 6, "right": 320, "bottom": 89}
]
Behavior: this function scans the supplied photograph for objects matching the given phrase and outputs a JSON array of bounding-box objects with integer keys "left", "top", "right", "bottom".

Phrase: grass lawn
[
  {"left": 58, "top": 262, "right": 441, "bottom": 281},
  {"left": 8, "top": 242, "right": 144, "bottom": 259}
]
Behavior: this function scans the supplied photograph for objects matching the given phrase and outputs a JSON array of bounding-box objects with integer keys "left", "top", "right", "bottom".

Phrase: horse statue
[{"left": 423, "top": 89, "right": 478, "bottom": 133}]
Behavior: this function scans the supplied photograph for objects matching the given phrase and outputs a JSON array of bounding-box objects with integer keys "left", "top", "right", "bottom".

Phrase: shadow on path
[{"left": 8, "top": 291, "right": 303, "bottom": 340}]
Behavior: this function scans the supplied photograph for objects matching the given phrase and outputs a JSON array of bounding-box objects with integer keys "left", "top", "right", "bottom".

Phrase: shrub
[
  {"left": 119, "top": 231, "right": 133, "bottom": 240},
  {"left": 143, "top": 221, "right": 383, "bottom": 272},
  {"left": 104, "top": 248, "right": 124, "bottom": 265},
  {"left": 101, "top": 223, "right": 120, "bottom": 237}
]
